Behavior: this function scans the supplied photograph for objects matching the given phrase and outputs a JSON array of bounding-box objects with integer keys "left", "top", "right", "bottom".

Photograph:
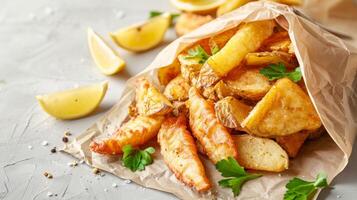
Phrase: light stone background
[{"left": 0, "top": 0, "right": 356, "bottom": 199}]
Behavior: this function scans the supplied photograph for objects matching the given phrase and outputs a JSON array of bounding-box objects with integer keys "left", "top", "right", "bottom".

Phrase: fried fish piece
[
  {"left": 90, "top": 115, "right": 163, "bottom": 155},
  {"left": 136, "top": 78, "right": 173, "bottom": 116},
  {"left": 241, "top": 78, "right": 322, "bottom": 137},
  {"left": 175, "top": 13, "right": 213, "bottom": 37},
  {"left": 276, "top": 131, "right": 309, "bottom": 158},
  {"left": 158, "top": 115, "right": 211, "bottom": 191},
  {"left": 233, "top": 134, "right": 289, "bottom": 172},
  {"left": 164, "top": 75, "right": 190, "bottom": 101},
  {"left": 188, "top": 87, "right": 238, "bottom": 163}
]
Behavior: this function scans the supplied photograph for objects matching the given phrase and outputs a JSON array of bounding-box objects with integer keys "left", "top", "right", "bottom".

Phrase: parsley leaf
[
  {"left": 259, "top": 63, "right": 302, "bottom": 82},
  {"left": 284, "top": 172, "right": 328, "bottom": 200},
  {"left": 184, "top": 45, "right": 210, "bottom": 64},
  {"left": 122, "top": 145, "right": 155, "bottom": 172},
  {"left": 216, "top": 157, "right": 262, "bottom": 197},
  {"left": 149, "top": 11, "right": 180, "bottom": 20},
  {"left": 210, "top": 41, "right": 220, "bottom": 55}
]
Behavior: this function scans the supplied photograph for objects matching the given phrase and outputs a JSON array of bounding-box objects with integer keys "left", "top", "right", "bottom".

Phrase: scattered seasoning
[
  {"left": 104, "top": 188, "right": 108, "bottom": 192},
  {"left": 28, "top": 145, "right": 33, "bottom": 150},
  {"left": 47, "top": 191, "right": 53, "bottom": 197},
  {"left": 79, "top": 160, "right": 85, "bottom": 164},
  {"left": 68, "top": 161, "right": 78, "bottom": 167},
  {"left": 62, "top": 136, "right": 69, "bottom": 143},
  {"left": 123, "top": 179, "right": 131, "bottom": 184},
  {"left": 50, "top": 147, "right": 57, "bottom": 153},
  {"left": 337, "top": 195, "right": 342, "bottom": 198},
  {"left": 41, "top": 141, "right": 49, "bottom": 146},
  {"left": 112, "top": 183, "right": 118, "bottom": 188},
  {"left": 43, "top": 172, "right": 53, "bottom": 179},
  {"left": 92, "top": 168, "right": 100, "bottom": 175},
  {"left": 64, "top": 131, "right": 72, "bottom": 137}
]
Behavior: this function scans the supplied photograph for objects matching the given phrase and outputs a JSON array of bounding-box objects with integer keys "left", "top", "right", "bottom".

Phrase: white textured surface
[{"left": 0, "top": 0, "right": 355, "bottom": 199}]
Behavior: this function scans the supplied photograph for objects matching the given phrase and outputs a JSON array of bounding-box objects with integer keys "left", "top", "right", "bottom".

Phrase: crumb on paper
[
  {"left": 112, "top": 183, "right": 118, "bottom": 188},
  {"left": 62, "top": 136, "right": 69, "bottom": 143},
  {"left": 28, "top": 145, "right": 33, "bottom": 150},
  {"left": 47, "top": 191, "right": 53, "bottom": 197},
  {"left": 123, "top": 179, "right": 131, "bottom": 184},
  {"left": 50, "top": 147, "right": 56, "bottom": 153},
  {"left": 68, "top": 161, "right": 78, "bottom": 167},
  {"left": 92, "top": 167, "right": 100, "bottom": 175},
  {"left": 104, "top": 188, "right": 108, "bottom": 192},
  {"left": 64, "top": 131, "right": 72, "bottom": 137},
  {"left": 79, "top": 159, "right": 85, "bottom": 164},
  {"left": 41, "top": 141, "right": 49, "bottom": 146},
  {"left": 43, "top": 172, "right": 53, "bottom": 179}
]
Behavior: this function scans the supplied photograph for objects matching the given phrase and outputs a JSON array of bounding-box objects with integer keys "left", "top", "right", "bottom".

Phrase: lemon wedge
[
  {"left": 170, "top": 0, "right": 225, "bottom": 14},
  {"left": 88, "top": 28, "right": 125, "bottom": 75},
  {"left": 36, "top": 82, "right": 108, "bottom": 120},
  {"left": 110, "top": 13, "right": 171, "bottom": 52},
  {"left": 217, "top": 0, "right": 253, "bottom": 16}
]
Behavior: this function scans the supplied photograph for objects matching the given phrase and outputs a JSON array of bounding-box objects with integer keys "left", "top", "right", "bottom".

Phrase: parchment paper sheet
[{"left": 63, "top": 1, "right": 357, "bottom": 199}]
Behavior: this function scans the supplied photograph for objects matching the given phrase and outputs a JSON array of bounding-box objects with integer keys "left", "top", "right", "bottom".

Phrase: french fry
[
  {"left": 215, "top": 97, "right": 252, "bottom": 130},
  {"left": 157, "top": 59, "right": 181, "bottom": 85},
  {"left": 224, "top": 68, "right": 272, "bottom": 101},
  {"left": 164, "top": 75, "right": 190, "bottom": 101},
  {"left": 233, "top": 134, "right": 289, "bottom": 172},
  {"left": 245, "top": 51, "right": 294, "bottom": 68},
  {"left": 158, "top": 115, "right": 211, "bottom": 191},
  {"left": 90, "top": 115, "right": 164, "bottom": 155},
  {"left": 276, "top": 131, "right": 309, "bottom": 158},
  {"left": 241, "top": 78, "right": 322, "bottom": 137},
  {"left": 188, "top": 87, "right": 238, "bottom": 163},
  {"left": 206, "top": 20, "right": 276, "bottom": 77},
  {"left": 136, "top": 78, "right": 173, "bottom": 116}
]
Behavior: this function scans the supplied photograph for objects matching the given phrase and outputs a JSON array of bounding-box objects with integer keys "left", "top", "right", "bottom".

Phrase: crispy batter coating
[
  {"left": 158, "top": 115, "right": 211, "bottom": 191},
  {"left": 90, "top": 116, "right": 163, "bottom": 155},
  {"left": 175, "top": 13, "right": 213, "bottom": 36},
  {"left": 188, "top": 87, "right": 238, "bottom": 163}
]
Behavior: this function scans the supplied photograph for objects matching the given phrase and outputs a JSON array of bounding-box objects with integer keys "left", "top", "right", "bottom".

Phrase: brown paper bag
[{"left": 63, "top": 1, "right": 357, "bottom": 199}]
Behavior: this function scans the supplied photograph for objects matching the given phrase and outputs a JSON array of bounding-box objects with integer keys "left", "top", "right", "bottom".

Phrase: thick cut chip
[
  {"left": 224, "top": 68, "right": 272, "bottom": 101},
  {"left": 215, "top": 97, "right": 252, "bottom": 130},
  {"left": 245, "top": 51, "right": 295, "bottom": 68},
  {"left": 158, "top": 115, "right": 211, "bottom": 191},
  {"left": 136, "top": 78, "right": 173, "bottom": 116},
  {"left": 90, "top": 116, "right": 164, "bottom": 155},
  {"left": 188, "top": 87, "right": 238, "bottom": 163},
  {"left": 206, "top": 20, "right": 275, "bottom": 76},
  {"left": 241, "top": 78, "right": 322, "bottom": 137},
  {"left": 157, "top": 60, "right": 181, "bottom": 85},
  {"left": 164, "top": 75, "right": 190, "bottom": 101},
  {"left": 175, "top": 13, "right": 213, "bottom": 36},
  {"left": 233, "top": 134, "right": 289, "bottom": 172},
  {"left": 178, "top": 54, "right": 203, "bottom": 86},
  {"left": 276, "top": 131, "right": 309, "bottom": 158}
]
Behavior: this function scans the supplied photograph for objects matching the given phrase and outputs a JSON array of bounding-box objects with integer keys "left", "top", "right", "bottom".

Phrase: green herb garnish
[
  {"left": 184, "top": 45, "right": 210, "bottom": 64},
  {"left": 122, "top": 145, "right": 155, "bottom": 172},
  {"left": 216, "top": 157, "right": 261, "bottom": 197},
  {"left": 260, "top": 63, "right": 302, "bottom": 82},
  {"left": 149, "top": 11, "right": 180, "bottom": 20},
  {"left": 210, "top": 41, "right": 220, "bottom": 55},
  {"left": 284, "top": 172, "right": 328, "bottom": 200}
]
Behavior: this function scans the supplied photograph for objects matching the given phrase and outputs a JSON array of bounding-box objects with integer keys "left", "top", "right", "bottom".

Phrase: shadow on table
[{"left": 318, "top": 138, "right": 357, "bottom": 199}]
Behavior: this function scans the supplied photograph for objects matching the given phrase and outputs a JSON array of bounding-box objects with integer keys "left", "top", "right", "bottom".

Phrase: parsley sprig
[
  {"left": 284, "top": 172, "right": 328, "bottom": 200},
  {"left": 184, "top": 44, "right": 220, "bottom": 64},
  {"left": 216, "top": 157, "right": 262, "bottom": 197},
  {"left": 149, "top": 11, "right": 180, "bottom": 20},
  {"left": 122, "top": 145, "right": 155, "bottom": 172},
  {"left": 260, "top": 63, "right": 302, "bottom": 82}
]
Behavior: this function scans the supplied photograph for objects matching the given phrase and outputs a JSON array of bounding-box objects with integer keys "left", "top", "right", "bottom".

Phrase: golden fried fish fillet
[
  {"left": 241, "top": 78, "right": 322, "bottom": 137},
  {"left": 188, "top": 87, "right": 238, "bottom": 163},
  {"left": 90, "top": 115, "right": 163, "bottom": 155},
  {"left": 158, "top": 115, "right": 211, "bottom": 192}
]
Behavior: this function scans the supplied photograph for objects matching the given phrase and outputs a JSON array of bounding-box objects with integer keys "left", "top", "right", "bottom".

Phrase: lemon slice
[
  {"left": 36, "top": 82, "right": 108, "bottom": 120},
  {"left": 170, "top": 0, "right": 225, "bottom": 14},
  {"left": 88, "top": 28, "right": 125, "bottom": 75},
  {"left": 110, "top": 13, "right": 171, "bottom": 52}
]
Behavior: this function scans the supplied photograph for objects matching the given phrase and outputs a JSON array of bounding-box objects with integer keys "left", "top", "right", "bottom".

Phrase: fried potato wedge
[
  {"left": 188, "top": 87, "right": 238, "bottom": 163},
  {"left": 224, "top": 68, "right": 272, "bottom": 101},
  {"left": 136, "top": 78, "right": 173, "bottom": 116},
  {"left": 164, "top": 75, "right": 190, "bottom": 101},
  {"left": 172, "top": 101, "right": 189, "bottom": 117},
  {"left": 157, "top": 60, "right": 181, "bottom": 85},
  {"left": 215, "top": 97, "right": 252, "bottom": 130},
  {"left": 233, "top": 134, "right": 289, "bottom": 172},
  {"left": 196, "top": 62, "right": 221, "bottom": 89},
  {"left": 90, "top": 115, "right": 164, "bottom": 155},
  {"left": 241, "top": 78, "right": 322, "bottom": 137},
  {"left": 158, "top": 115, "right": 211, "bottom": 191},
  {"left": 175, "top": 13, "right": 213, "bottom": 37},
  {"left": 206, "top": 20, "right": 276, "bottom": 76},
  {"left": 245, "top": 51, "right": 294, "bottom": 68},
  {"left": 276, "top": 131, "right": 309, "bottom": 158},
  {"left": 178, "top": 54, "right": 203, "bottom": 86}
]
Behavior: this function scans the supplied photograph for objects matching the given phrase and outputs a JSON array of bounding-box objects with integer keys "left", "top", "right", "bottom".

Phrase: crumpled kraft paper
[{"left": 63, "top": 1, "right": 357, "bottom": 199}]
